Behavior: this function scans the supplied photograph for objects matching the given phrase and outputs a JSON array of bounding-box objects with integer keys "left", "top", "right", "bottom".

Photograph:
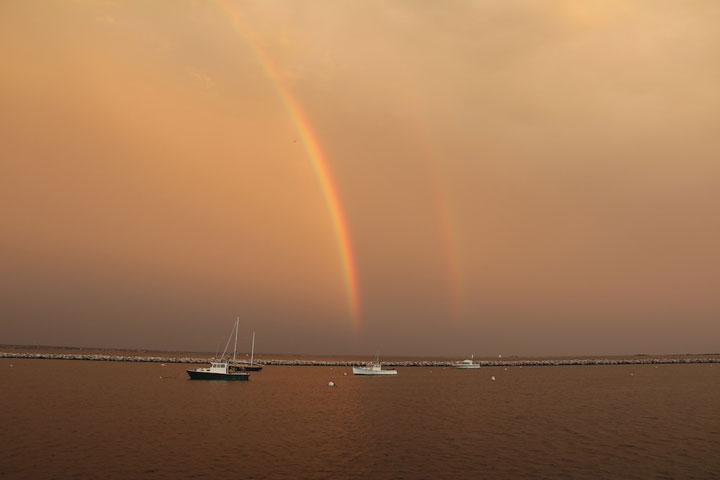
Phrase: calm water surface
[{"left": 1, "top": 359, "right": 719, "bottom": 479}]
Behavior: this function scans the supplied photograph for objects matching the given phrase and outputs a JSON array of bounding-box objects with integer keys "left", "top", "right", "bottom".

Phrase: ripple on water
[{"left": 0, "top": 361, "right": 719, "bottom": 479}]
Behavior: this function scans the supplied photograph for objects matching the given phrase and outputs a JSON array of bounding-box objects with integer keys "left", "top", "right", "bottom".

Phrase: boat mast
[
  {"left": 233, "top": 317, "right": 239, "bottom": 362},
  {"left": 250, "top": 331, "right": 255, "bottom": 366},
  {"left": 220, "top": 321, "right": 235, "bottom": 360}
]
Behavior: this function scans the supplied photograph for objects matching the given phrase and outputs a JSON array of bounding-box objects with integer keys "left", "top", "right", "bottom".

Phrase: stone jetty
[{"left": 1, "top": 351, "right": 718, "bottom": 367}]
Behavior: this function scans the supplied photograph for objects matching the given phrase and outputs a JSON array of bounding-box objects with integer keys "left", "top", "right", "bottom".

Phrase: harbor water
[{"left": 1, "top": 358, "right": 719, "bottom": 479}]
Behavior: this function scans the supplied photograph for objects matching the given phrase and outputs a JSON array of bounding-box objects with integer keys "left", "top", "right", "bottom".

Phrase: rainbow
[
  {"left": 431, "top": 181, "right": 464, "bottom": 319},
  {"left": 214, "top": 2, "right": 360, "bottom": 330},
  {"left": 401, "top": 92, "right": 465, "bottom": 320}
]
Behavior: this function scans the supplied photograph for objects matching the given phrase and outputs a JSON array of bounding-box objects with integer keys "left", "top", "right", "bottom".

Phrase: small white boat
[
  {"left": 454, "top": 354, "right": 482, "bottom": 369},
  {"left": 353, "top": 354, "right": 397, "bottom": 376}
]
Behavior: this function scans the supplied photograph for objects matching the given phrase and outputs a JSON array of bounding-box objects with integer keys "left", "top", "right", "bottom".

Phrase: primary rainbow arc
[{"left": 216, "top": 2, "right": 361, "bottom": 331}]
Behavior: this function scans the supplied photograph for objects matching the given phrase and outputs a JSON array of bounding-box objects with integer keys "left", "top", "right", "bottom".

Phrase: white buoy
[
  {"left": 504, "top": 368, "right": 508, "bottom": 371},
  {"left": 491, "top": 375, "right": 496, "bottom": 381},
  {"left": 328, "top": 381, "right": 336, "bottom": 387},
  {"left": 161, "top": 364, "right": 166, "bottom": 367},
  {"left": 498, "top": 354, "right": 502, "bottom": 358},
  {"left": 343, "top": 372, "right": 347, "bottom": 376}
]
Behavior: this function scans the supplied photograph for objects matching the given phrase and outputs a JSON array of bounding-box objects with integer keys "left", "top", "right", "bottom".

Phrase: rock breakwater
[{"left": 1, "top": 352, "right": 718, "bottom": 367}]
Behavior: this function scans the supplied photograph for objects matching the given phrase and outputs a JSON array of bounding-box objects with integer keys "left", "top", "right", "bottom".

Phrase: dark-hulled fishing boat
[
  {"left": 187, "top": 360, "right": 249, "bottom": 380},
  {"left": 187, "top": 318, "right": 250, "bottom": 381}
]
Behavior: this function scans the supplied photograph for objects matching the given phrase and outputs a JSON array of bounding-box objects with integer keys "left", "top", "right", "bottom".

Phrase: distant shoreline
[{"left": 2, "top": 351, "right": 719, "bottom": 367}]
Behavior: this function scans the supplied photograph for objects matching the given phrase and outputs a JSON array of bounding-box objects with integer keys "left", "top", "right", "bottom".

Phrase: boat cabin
[
  {"left": 190, "top": 362, "right": 230, "bottom": 374},
  {"left": 367, "top": 362, "right": 382, "bottom": 372},
  {"left": 209, "top": 362, "right": 228, "bottom": 373}
]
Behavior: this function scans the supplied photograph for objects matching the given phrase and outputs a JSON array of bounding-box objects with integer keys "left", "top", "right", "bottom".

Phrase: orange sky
[{"left": 1, "top": 0, "right": 719, "bottom": 356}]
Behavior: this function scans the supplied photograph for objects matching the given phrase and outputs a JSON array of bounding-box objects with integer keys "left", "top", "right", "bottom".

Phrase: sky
[{"left": 1, "top": 0, "right": 719, "bottom": 356}]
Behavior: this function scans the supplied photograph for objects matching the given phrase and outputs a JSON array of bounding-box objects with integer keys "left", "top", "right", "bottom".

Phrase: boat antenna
[
  {"left": 250, "top": 330, "right": 256, "bottom": 366},
  {"left": 233, "top": 317, "right": 239, "bottom": 362}
]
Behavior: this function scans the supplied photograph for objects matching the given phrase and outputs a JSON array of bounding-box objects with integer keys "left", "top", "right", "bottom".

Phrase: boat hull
[
  {"left": 186, "top": 370, "right": 250, "bottom": 380},
  {"left": 352, "top": 367, "right": 397, "bottom": 376},
  {"left": 243, "top": 365, "right": 263, "bottom": 372},
  {"left": 454, "top": 365, "right": 482, "bottom": 369}
]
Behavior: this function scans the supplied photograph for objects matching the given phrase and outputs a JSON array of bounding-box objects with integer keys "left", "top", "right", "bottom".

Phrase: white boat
[
  {"left": 454, "top": 354, "right": 482, "bottom": 369},
  {"left": 187, "top": 318, "right": 250, "bottom": 381},
  {"left": 353, "top": 354, "right": 397, "bottom": 376}
]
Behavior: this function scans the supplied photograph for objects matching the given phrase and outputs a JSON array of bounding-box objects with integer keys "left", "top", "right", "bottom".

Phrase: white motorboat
[
  {"left": 353, "top": 354, "right": 397, "bottom": 375},
  {"left": 454, "top": 354, "right": 482, "bottom": 369}
]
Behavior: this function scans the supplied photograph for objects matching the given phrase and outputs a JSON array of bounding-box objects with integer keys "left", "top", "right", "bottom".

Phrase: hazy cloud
[{"left": 1, "top": 0, "right": 719, "bottom": 356}]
